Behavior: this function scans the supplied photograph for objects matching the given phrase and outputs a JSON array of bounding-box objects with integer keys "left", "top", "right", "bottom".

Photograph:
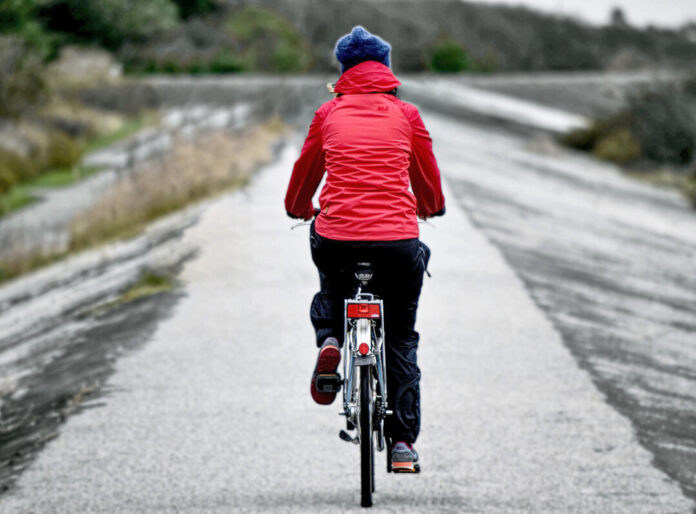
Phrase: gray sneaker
[{"left": 391, "top": 441, "right": 420, "bottom": 473}]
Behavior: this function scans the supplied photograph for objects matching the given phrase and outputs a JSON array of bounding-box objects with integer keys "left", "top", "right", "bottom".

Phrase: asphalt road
[{"left": 2, "top": 119, "right": 692, "bottom": 512}]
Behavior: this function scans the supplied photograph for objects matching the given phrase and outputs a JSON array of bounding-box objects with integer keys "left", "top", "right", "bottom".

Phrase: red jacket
[{"left": 285, "top": 61, "right": 445, "bottom": 241}]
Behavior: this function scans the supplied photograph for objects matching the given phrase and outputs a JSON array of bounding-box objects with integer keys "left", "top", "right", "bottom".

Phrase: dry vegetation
[
  {"left": 69, "top": 120, "right": 284, "bottom": 250},
  {"left": 0, "top": 120, "right": 285, "bottom": 282},
  {"left": 561, "top": 80, "right": 696, "bottom": 207}
]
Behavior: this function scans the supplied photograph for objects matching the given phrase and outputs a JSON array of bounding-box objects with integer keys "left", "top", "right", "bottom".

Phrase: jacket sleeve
[
  {"left": 284, "top": 106, "right": 328, "bottom": 220},
  {"left": 403, "top": 104, "right": 445, "bottom": 218}
]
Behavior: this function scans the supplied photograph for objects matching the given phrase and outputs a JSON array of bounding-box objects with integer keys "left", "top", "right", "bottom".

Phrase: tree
[
  {"left": 425, "top": 36, "right": 471, "bottom": 73},
  {"left": 171, "top": 0, "right": 218, "bottom": 19},
  {"left": 610, "top": 7, "right": 629, "bottom": 27},
  {"left": 40, "top": 0, "right": 179, "bottom": 49}
]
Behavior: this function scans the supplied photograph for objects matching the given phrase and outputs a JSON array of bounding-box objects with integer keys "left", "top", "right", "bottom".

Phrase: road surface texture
[
  {"left": 426, "top": 112, "right": 696, "bottom": 500},
  {"left": 2, "top": 123, "right": 693, "bottom": 512}
]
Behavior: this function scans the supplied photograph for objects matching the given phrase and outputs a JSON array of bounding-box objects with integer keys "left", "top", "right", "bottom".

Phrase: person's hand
[
  {"left": 431, "top": 206, "right": 446, "bottom": 217},
  {"left": 418, "top": 205, "right": 446, "bottom": 220},
  {"left": 287, "top": 207, "right": 320, "bottom": 221},
  {"left": 287, "top": 211, "right": 305, "bottom": 220}
]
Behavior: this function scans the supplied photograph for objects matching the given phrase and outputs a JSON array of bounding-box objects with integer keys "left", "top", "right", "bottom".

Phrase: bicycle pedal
[
  {"left": 339, "top": 430, "right": 359, "bottom": 445},
  {"left": 315, "top": 373, "right": 341, "bottom": 393}
]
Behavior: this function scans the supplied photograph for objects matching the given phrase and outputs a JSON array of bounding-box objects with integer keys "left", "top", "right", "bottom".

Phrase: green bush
[
  {"left": 561, "top": 126, "right": 599, "bottom": 151},
  {"left": 171, "top": 0, "right": 218, "bottom": 19},
  {"left": 40, "top": 0, "right": 179, "bottom": 49},
  {"left": 45, "top": 130, "right": 83, "bottom": 169},
  {"left": 425, "top": 36, "right": 471, "bottom": 73},
  {"left": 223, "top": 7, "right": 311, "bottom": 73},
  {"left": 0, "top": 148, "right": 37, "bottom": 183},
  {"left": 627, "top": 89, "right": 696, "bottom": 165},
  {"left": 562, "top": 112, "right": 631, "bottom": 151},
  {"left": 593, "top": 128, "right": 641, "bottom": 163},
  {"left": 0, "top": 166, "right": 17, "bottom": 194},
  {"left": 0, "top": 129, "right": 83, "bottom": 193},
  {"left": 562, "top": 89, "right": 696, "bottom": 167},
  {"left": 0, "top": 0, "right": 59, "bottom": 58},
  {"left": 209, "top": 50, "right": 247, "bottom": 73},
  {"left": 686, "top": 172, "right": 696, "bottom": 207},
  {"left": 683, "top": 70, "right": 696, "bottom": 98},
  {"left": 271, "top": 45, "right": 308, "bottom": 73},
  {"left": 0, "top": 35, "right": 48, "bottom": 117},
  {"left": 122, "top": 7, "right": 312, "bottom": 75}
]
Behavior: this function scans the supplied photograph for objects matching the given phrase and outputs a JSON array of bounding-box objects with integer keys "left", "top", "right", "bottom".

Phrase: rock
[
  {"left": 76, "top": 83, "right": 160, "bottom": 115},
  {"left": 47, "top": 46, "right": 122, "bottom": 88}
]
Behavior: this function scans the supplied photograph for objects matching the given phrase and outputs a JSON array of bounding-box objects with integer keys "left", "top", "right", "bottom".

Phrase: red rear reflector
[
  {"left": 358, "top": 343, "right": 370, "bottom": 355},
  {"left": 347, "top": 303, "right": 381, "bottom": 319}
]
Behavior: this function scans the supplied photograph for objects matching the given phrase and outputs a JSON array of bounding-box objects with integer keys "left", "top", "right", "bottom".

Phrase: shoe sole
[
  {"left": 392, "top": 461, "right": 420, "bottom": 473},
  {"left": 311, "top": 345, "right": 341, "bottom": 405}
]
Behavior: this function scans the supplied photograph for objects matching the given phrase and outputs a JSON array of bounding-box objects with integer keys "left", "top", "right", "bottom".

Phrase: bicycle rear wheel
[{"left": 360, "top": 366, "right": 374, "bottom": 507}]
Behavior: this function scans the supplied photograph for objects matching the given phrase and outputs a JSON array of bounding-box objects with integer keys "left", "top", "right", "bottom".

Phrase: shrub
[
  {"left": 45, "top": 130, "right": 83, "bottom": 169},
  {"left": 171, "top": 0, "right": 219, "bottom": 19},
  {"left": 593, "top": 128, "right": 641, "bottom": 163},
  {"left": 683, "top": 70, "right": 696, "bottom": 98},
  {"left": 271, "top": 45, "right": 308, "bottom": 73},
  {"left": 0, "top": 166, "right": 17, "bottom": 194},
  {"left": 0, "top": 0, "right": 59, "bottom": 59},
  {"left": 562, "top": 112, "right": 631, "bottom": 151},
  {"left": 561, "top": 126, "right": 600, "bottom": 151},
  {"left": 0, "top": 35, "right": 48, "bottom": 117},
  {"left": 0, "top": 129, "right": 83, "bottom": 192},
  {"left": 209, "top": 50, "right": 247, "bottom": 73},
  {"left": 223, "top": 7, "right": 311, "bottom": 73},
  {"left": 628, "top": 89, "right": 696, "bottom": 165},
  {"left": 40, "top": 0, "right": 179, "bottom": 49},
  {"left": 0, "top": 148, "right": 37, "bottom": 183},
  {"left": 425, "top": 36, "right": 471, "bottom": 73},
  {"left": 686, "top": 172, "right": 696, "bottom": 207},
  {"left": 562, "top": 89, "right": 696, "bottom": 166}
]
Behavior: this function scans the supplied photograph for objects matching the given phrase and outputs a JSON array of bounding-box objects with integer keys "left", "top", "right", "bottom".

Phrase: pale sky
[{"left": 469, "top": 0, "right": 695, "bottom": 27}]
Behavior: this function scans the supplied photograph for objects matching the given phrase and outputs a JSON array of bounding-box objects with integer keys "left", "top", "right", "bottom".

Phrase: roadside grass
[
  {"left": 0, "top": 185, "right": 37, "bottom": 215},
  {"left": 625, "top": 169, "right": 696, "bottom": 208},
  {"left": 30, "top": 165, "right": 102, "bottom": 188},
  {"left": 83, "top": 272, "right": 177, "bottom": 317},
  {"left": 0, "top": 249, "right": 67, "bottom": 284},
  {"left": 0, "top": 165, "right": 101, "bottom": 217},
  {"left": 69, "top": 121, "right": 283, "bottom": 252},
  {"left": 0, "top": 120, "right": 285, "bottom": 285},
  {"left": 118, "top": 273, "right": 176, "bottom": 303},
  {"left": 0, "top": 113, "right": 156, "bottom": 219},
  {"left": 85, "top": 113, "right": 157, "bottom": 153}
]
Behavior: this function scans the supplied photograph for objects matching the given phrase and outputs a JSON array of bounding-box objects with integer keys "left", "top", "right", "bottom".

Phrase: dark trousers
[{"left": 309, "top": 222, "right": 430, "bottom": 444}]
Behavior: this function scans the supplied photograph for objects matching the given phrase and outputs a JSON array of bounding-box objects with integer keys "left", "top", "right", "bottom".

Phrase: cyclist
[{"left": 285, "top": 26, "right": 445, "bottom": 473}]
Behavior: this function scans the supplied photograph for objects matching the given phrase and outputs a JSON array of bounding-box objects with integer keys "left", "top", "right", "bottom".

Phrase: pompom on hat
[{"left": 334, "top": 26, "right": 391, "bottom": 73}]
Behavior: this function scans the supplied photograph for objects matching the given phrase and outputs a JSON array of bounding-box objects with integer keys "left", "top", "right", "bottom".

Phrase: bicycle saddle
[{"left": 354, "top": 262, "right": 374, "bottom": 286}]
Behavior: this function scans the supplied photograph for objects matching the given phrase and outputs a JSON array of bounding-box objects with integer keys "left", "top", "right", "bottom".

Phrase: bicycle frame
[{"left": 342, "top": 288, "right": 388, "bottom": 452}]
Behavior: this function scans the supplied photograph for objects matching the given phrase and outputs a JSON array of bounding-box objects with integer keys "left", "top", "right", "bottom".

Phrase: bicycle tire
[{"left": 360, "top": 366, "right": 374, "bottom": 507}]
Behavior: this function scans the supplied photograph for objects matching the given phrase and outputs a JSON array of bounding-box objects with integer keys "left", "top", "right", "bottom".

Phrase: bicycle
[{"left": 314, "top": 262, "right": 418, "bottom": 508}]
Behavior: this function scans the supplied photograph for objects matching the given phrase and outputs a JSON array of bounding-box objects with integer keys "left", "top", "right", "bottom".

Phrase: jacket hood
[{"left": 334, "top": 61, "right": 401, "bottom": 94}]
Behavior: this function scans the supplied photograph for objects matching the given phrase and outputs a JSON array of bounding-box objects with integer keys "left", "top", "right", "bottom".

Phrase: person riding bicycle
[{"left": 285, "top": 26, "right": 445, "bottom": 473}]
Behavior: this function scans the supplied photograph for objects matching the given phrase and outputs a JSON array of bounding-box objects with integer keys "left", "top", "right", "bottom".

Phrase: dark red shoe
[{"left": 310, "top": 337, "right": 341, "bottom": 405}]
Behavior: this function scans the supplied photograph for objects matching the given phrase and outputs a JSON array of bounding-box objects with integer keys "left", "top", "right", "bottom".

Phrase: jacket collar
[{"left": 334, "top": 61, "right": 401, "bottom": 94}]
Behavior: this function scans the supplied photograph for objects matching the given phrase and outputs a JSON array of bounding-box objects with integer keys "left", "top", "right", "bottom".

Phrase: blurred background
[{"left": 2, "top": 0, "right": 696, "bottom": 509}]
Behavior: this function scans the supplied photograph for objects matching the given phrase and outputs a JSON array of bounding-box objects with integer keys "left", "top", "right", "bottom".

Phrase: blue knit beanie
[{"left": 334, "top": 26, "right": 391, "bottom": 73}]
